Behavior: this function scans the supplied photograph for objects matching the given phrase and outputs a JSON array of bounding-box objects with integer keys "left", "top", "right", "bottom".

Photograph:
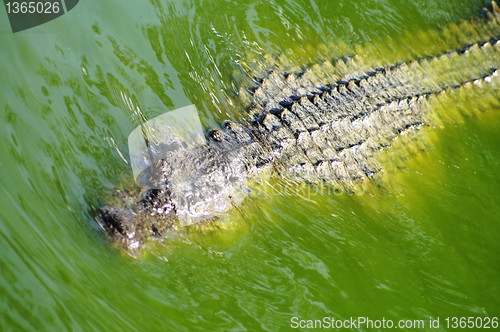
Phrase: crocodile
[{"left": 97, "top": 2, "right": 500, "bottom": 255}]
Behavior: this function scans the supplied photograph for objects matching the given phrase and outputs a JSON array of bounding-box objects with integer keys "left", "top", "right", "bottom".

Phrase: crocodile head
[
  {"left": 96, "top": 141, "right": 248, "bottom": 255},
  {"left": 97, "top": 205, "right": 149, "bottom": 254}
]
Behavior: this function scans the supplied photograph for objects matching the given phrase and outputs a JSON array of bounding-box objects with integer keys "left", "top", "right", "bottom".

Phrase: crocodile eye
[
  {"left": 208, "top": 129, "right": 224, "bottom": 142},
  {"left": 223, "top": 121, "right": 236, "bottom": 130}
]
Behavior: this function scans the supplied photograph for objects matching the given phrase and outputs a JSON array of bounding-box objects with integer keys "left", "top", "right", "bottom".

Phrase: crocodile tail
[{"left": 233, "top": 3, "right": 500, "bottom": 190}]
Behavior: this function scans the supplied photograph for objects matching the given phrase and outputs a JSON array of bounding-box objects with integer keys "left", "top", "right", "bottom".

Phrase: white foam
[{"left": 128, "top": 105, "right": 205, "bottom": 187}]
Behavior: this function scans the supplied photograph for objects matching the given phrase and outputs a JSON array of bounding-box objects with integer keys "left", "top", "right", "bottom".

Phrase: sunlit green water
[{"left": 1, "top": 0, "right": 499, "bottom": 331}]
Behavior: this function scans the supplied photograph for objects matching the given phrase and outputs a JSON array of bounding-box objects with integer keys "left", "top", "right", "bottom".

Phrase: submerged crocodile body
[{"left": 97, "top": 3, "right": 500, "bottom": 254}]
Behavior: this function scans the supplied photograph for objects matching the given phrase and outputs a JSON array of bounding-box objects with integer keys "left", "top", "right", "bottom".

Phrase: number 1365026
[
  {"left": 445, "top": 317, "right": 498, "bottom": 329},
  {"left": 5, "top": 2, "right": 60, "bottom": 14}
]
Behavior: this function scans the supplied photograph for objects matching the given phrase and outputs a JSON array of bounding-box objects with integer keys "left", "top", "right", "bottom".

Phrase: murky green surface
[{"left": 1, "top": 0, "right": 499, "bottom": 331}]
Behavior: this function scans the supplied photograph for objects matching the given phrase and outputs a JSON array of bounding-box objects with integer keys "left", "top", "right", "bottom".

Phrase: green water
[{"left": 1, "top": 0, "right": 499, "bottom": 331}]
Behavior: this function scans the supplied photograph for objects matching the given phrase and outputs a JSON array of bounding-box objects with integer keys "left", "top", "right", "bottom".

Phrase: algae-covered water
[{"left": 1, "top": 0, "right": 499, "bottom": 331}]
